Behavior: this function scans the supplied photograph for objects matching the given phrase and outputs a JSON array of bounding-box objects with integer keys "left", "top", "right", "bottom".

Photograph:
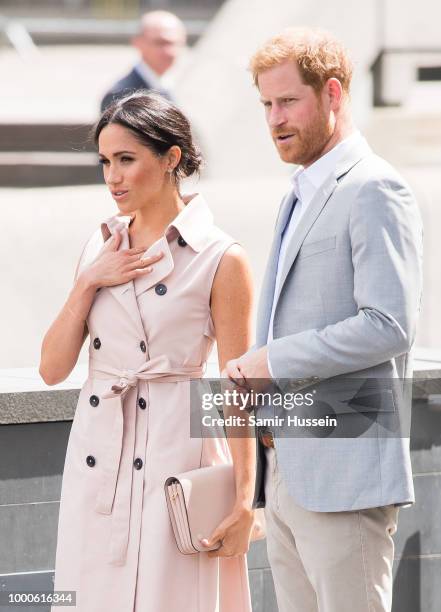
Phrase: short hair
[
  {"left": 94, "top": 91, "right": 202, "bottom": 181},
  {"left": 249, "top": 27, "right": 353, "bottom": 95}
]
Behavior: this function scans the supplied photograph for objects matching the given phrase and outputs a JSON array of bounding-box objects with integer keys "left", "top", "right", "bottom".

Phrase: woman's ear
[{"left": 167, "top": 145, "right": 182, "bottom": 172}]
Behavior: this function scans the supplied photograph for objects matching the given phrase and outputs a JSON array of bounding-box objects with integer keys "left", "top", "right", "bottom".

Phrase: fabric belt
[{"left": 89, "top": 355, "right": 204, "bottom": 565}]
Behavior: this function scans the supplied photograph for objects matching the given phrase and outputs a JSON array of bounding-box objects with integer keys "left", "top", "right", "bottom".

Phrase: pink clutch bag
[{"left": 165, "top": 464, "right": 236, "bottom": 554}]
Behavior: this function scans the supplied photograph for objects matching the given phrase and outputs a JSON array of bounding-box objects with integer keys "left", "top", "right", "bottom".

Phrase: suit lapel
[
  {"left": 256, "top": 187, "right": 296, "bottom": 345},
  {"left": 273, "top": 174, "right": 338, "bottom": 308},
  {"left": 263, "top": 136, "right": 373, "bottom": 339}
]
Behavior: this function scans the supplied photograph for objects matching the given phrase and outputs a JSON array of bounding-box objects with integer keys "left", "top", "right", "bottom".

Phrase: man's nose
[{"left": 268, "top": 105, "right": 286, "bottom": 129}]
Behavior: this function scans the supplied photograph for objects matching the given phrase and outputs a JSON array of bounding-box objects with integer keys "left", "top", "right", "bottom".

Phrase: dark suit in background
[
  {"left": 100, "top": 67, "right": 171, "bottom": 112},
  {"left": 99, "top": 10, "right": 186, "bottom": 113}
]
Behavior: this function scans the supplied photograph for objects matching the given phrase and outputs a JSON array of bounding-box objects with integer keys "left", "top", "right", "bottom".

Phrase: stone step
[
  {"left": 0, "top": 152, "right": 101, "bottom": 187},
  {"left": 0, "top": 123, "right": 94, "bottom": 153},
  {"left": 365, "top": 108, "right": 441, "bottom": 167}
]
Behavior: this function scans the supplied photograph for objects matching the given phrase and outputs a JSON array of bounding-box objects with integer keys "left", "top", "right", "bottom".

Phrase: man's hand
[
  {"left": 224, "top": 346, "right": 271, "bottom": 393},
  {"left": 200, "top": 505, "right": 254, "bottom": 558}
]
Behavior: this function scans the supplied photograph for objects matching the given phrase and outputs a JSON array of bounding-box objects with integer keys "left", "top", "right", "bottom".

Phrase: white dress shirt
[
  {"left": 266, "top": 131, "right": 362, "bottom": 376},
  {"left": 134, "top": 60, "right": 164, "bottom": 90}
]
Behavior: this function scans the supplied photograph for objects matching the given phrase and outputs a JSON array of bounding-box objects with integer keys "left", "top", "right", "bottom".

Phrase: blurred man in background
[{"left": 100, "top": 10, "right": 186, "bottom": 111}]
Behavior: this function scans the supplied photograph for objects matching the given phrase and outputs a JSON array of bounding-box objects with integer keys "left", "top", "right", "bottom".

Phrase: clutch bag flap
[{"left": 165, "top": 464, "right": 235, "bottom": 554}]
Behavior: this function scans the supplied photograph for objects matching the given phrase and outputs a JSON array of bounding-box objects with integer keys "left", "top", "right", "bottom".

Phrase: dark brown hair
[{"left": 94, "top": 91, "right": 202, "bottom": 181}]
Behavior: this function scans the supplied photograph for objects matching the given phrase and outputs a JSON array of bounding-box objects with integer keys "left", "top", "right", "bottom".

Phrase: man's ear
[{"left": 324, "top": 78, "right": 343, "bottom": 110}]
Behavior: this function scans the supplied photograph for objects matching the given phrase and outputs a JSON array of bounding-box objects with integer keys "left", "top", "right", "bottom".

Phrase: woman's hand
[
  {"left": 82, "top": 230, "right": 164, "bottom": 289},
  {"left": 200, "top": 505, "right": 254, "bottom": 558}
]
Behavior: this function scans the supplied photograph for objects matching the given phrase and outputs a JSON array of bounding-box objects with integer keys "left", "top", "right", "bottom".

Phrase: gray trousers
[{"left": 264, "top": 447, "right": 399, "bottom": 612}]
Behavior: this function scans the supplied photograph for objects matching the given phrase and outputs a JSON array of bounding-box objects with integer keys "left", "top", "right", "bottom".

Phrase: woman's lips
[{"left": 112, "top": 190, "right": 129, "bottom": 201}]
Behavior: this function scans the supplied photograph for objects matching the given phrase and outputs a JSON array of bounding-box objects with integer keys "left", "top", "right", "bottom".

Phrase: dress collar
[{"left": 100, "top": 193, "right": 214, "bottom": 253}]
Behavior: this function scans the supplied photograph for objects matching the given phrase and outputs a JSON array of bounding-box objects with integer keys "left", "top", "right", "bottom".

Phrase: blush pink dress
[{"left": 51, "top": 194, "right": 252, "bottom": 612}]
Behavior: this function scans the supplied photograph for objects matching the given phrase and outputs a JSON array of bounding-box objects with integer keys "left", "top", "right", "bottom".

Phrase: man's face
[
  {"left": 136, "top": 24, "right": 185, "bottom": 75},
  {"left": 258, "top": 60, "right": 333, "bottom": 167}
]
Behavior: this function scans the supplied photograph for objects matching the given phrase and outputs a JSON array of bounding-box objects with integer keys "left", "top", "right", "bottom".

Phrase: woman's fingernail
[{"left": 146, "top": 266, "right": 153, "bottom": 272}]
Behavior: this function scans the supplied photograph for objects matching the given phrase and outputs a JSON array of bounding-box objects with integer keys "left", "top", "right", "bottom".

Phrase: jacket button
[
  {"left": 89, "top": 395, "right": 99, "bottom": 407},
  {"left": 140, "top": 340, "right": 146, "bottom": 353},
  {"left": 178, "top": 236, "right": 187, "bottom": 247},
  {"left": 93, "top": 337, "right": 101, "bottom": 350},
  {"left": 134, "top": 458, "right": 143, "bottom": 470},
  {"left": 86, "top": 455, "right": 96, "bottom": 467},
  {"left": 155, "top": 283, "right": 167, "bottom": 296},
  {"left": 138, "top": 397, "right": 146, "bottom": 410}
]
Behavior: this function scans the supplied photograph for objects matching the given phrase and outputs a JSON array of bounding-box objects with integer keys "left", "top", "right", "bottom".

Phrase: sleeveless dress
[{"left": 51, "top": 194, "right": 252, "bottom": 612}]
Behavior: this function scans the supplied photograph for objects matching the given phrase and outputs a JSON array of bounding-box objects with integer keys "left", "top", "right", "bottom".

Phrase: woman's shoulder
[
  {"left": 75, "top": 228, "right": 105, "bottom": 277},
  {"left": 208, "top": 223, "right": 237, "bottom": 247}
]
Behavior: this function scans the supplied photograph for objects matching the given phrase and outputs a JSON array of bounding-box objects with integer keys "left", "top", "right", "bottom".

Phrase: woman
[{"left": 40, "top": 92, "right": 255, "bottom": 611}]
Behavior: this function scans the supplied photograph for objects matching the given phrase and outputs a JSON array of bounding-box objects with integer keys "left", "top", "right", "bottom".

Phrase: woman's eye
[
  {"left": 98, "top": 158, "right": 109, "bottom": 165},
  {"left": 121, "top": 156, "right": 134, "bottom": 163}
]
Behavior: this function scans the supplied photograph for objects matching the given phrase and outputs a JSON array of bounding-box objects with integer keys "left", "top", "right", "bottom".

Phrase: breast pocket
[{"left": 298, "top": 235, "right": 336, "bottom": 260}]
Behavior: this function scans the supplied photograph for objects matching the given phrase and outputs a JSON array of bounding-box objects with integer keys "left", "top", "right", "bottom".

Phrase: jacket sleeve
[{"left": 267, "top": 176, "right": 423, "bottom": 385}]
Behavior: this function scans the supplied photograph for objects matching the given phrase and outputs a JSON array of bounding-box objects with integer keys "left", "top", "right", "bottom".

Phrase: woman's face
[{"left": 98, "top": 123, "right": 172, "bottom": 214}]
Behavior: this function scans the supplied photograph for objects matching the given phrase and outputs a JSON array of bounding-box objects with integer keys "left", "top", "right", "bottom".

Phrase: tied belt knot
[
  {"left": 103, "top": 369, "right": 139, "bottom": 398},
  {"left": 88, "top": 354, "right": 204, "bottom": 566}
]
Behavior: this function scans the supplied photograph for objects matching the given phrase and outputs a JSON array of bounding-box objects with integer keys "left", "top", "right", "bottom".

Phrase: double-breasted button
[
  {"left": 89, "top": 395, "right": 99, "bottom": 407},
  {"left": 93, "top": 337, "right": 101, "bottom": 350},
  {"left": 155, "top": 283, "right": 167, "bottom": 296},
  {"left": 177, "top": 236, "right": 187, "bottom": 247},
  {"left": 86, "top": 455, "right": 96, "bottom": 467},
  {"left": 134, "top": 458, "right": 143, "bottom": 470},
  {"left": 138, "top": 397, "right": 146, "bottom": 410},
  {"left": 140, "top": 340, "right": 146, "bottom": 353}
]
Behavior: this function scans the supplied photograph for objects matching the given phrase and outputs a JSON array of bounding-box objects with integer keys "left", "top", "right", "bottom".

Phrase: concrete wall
[{"left": 1, "top": 372, "right": 441, "bottom": 611}]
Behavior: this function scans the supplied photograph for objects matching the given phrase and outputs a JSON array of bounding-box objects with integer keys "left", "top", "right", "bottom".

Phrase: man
[
  {"left": 100, "top": 11, "right": 186, "bottom": 112},
  {"left": 225, "top": 28, "right": 423, "bottom": 612}
]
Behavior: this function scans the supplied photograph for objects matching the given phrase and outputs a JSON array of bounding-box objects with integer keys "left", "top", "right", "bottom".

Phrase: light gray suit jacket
[{"left": 253, "top": 135, "right": 423, "bottom": 512}]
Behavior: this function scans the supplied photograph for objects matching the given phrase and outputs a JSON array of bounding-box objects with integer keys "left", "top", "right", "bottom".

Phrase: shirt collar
[
  {"left": 290, "top": 130, "right": 363, "bottom": 199},
  {"left": 101, "top": 193, "right": 214, "bottom": 253}
]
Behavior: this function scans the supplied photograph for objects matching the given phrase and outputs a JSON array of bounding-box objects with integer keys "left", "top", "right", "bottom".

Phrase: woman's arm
[
  {"left": 39, "top": 231, "right": 163, "bottom": 385},
  {"left": 202, "top": 243, "right": 256, "bottom": 557}
]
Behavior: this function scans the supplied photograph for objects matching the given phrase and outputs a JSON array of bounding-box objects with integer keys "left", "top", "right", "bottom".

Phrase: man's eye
[
  {"left": 262, "top": 102, "right": 271, "bottom": 108},
  {"left": 283, "top": 98, "right": 296, "bottom": 104}
]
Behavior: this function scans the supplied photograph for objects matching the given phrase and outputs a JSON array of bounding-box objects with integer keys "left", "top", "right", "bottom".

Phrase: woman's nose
[{"left": 106, "top": 165, "right": 123, "bottom": 185}]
